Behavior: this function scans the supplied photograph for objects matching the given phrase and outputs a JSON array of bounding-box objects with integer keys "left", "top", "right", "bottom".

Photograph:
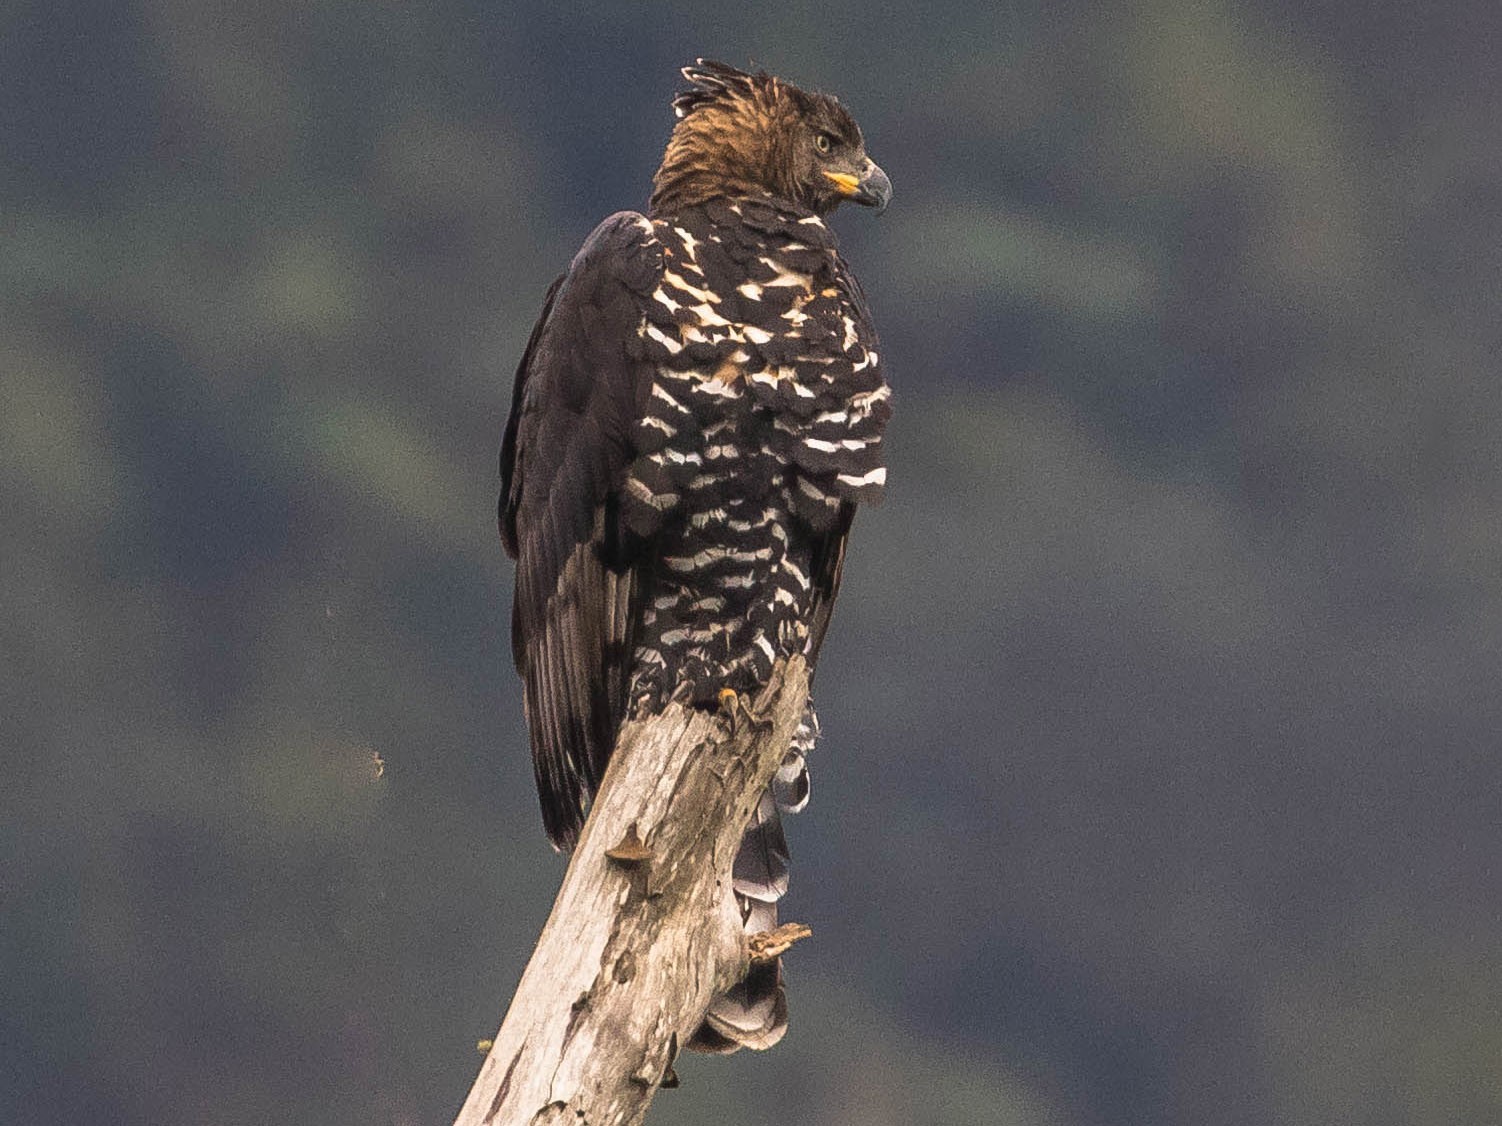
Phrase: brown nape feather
[{"left": 649, "top": 65, "right": 860, "bottom": 217}]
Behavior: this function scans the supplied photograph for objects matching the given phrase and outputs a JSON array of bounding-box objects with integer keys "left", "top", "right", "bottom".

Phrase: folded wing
[{"left": 499, "top": 213, "right": 671, "bottom": 849}]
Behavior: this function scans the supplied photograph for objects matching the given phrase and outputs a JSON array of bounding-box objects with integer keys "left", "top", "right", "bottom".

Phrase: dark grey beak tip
[{"left": 855, "top": 164, "right": 892, "bottom": 213}]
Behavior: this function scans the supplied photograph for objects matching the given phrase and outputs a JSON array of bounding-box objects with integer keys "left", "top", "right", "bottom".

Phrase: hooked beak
[{"left": 823, "top": 160, "right": 892, "bottom": 213}]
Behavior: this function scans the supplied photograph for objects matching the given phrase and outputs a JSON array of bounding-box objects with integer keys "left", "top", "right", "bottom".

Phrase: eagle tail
[{"left": 687, "top": 701, "right": 818, "bottom": 1053}]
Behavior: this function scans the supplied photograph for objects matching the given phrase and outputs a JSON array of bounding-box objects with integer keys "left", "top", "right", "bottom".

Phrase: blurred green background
[{"left": 6, "top": 1, "right": 1502, "bottom": 1123}]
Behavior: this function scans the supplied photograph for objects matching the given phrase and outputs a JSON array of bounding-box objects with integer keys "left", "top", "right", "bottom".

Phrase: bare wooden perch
[{"left": 454, "top": 657, "right": 812, "bottom": 1126}]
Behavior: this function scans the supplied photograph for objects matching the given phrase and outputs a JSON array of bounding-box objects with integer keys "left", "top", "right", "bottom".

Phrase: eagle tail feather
[
  {"left": 688, "top": 698, "right": 819, "bottom": 1053},
  {"left": 732, "top": 788, "right": 790, "bottom": 902}
]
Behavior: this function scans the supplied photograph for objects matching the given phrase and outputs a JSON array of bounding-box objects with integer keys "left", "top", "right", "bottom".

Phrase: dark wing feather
[
  {"left": 803, "top": 252, "right": 882, "bottom": 670},
  {"left": 500, "top": 213, "right": 666, "bottom": 849},
  {"left": 804, "top": 502, "right": 855, "bottom": 671}
]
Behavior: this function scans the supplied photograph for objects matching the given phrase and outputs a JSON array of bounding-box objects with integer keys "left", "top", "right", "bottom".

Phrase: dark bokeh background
[{"left": 6, "top": 2, "right": 1502, "bottom": 1123}]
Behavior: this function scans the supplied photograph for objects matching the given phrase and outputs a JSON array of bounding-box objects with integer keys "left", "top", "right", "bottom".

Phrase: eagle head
[{"left": 650, "top": 60, "right": 891, "bottom": 218}]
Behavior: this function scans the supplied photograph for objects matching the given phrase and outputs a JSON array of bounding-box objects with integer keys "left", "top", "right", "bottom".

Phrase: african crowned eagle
[{"left": 499, "top": 60, "right": 892, "bottom": 1052}]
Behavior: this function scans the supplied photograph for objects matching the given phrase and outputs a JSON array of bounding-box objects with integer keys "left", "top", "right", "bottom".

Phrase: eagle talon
[
  {"left": 717, "top": 688, "right": 772, "bottom": 736},
  {"left": 717, "top": 687, "right": 744, "bottom": 735}
]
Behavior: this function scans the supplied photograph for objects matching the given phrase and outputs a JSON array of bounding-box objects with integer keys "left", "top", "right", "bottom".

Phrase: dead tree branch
[{"left": 453, "top": 657, "right": 812, "bottom": 1126}]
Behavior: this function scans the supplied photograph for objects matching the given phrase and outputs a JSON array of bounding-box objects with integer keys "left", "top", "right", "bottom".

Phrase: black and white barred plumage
[{"left": 499, "top": 60, "right": 891, "bottom": 1053}]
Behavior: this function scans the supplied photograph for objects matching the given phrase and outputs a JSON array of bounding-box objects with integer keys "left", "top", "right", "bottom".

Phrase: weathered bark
[{"left": 454, "top": 657, "right": 812, "bottom": 1126}]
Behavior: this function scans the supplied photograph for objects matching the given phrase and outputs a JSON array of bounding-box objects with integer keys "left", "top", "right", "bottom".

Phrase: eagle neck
[{"left": 652, "top": 198, "right": 836, "bottom": 253}]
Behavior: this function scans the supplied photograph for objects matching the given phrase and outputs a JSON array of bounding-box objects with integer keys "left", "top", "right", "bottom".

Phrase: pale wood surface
[{"left": 454, "top": 657, "right": 811, "bottom": 1126}]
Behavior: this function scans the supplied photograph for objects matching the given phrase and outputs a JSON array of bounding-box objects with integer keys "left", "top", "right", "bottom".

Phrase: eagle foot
[{"left": 717, "top": 687, "right": 773, "bottom": 736}]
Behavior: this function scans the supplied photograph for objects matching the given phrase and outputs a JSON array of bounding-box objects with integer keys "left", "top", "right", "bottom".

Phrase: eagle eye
[{"left": 814, "top": 132, "right": 835, "bottom": 155}]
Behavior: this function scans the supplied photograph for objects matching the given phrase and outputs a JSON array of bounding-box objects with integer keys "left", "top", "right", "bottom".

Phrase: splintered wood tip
[{"left": 747, "top": 922, "right": 813, "bottom": 963}]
